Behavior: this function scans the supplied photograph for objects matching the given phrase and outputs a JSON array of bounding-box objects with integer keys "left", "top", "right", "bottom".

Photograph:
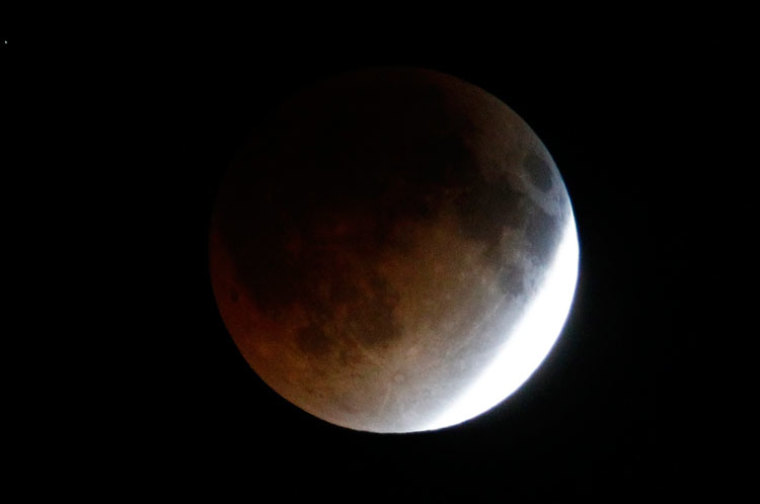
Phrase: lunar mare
[{"left": 209, "top": 67, "right": 578, "bottom": 433}]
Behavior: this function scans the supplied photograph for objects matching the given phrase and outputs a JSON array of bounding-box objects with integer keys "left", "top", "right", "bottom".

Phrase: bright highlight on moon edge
[
  {"left": 425, "top": 215, "right": 578, "bottom": 431},
  {"left": 209, "top": 67, "right": 579, "bottom": 433}
]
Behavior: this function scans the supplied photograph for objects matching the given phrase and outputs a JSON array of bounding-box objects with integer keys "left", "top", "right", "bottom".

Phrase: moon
[{"left": 209, "top": 67, "right": 579, "bottom": 433}]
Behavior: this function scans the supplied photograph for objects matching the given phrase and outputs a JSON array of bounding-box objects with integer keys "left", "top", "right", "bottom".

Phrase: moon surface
[{"left": 209, "top": 67, "right": 578, "bottom": 433}]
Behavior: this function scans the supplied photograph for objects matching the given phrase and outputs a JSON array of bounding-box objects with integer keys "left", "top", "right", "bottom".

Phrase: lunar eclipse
[{"left": 209, "top": 67, "right": 578, "bottom": 433}]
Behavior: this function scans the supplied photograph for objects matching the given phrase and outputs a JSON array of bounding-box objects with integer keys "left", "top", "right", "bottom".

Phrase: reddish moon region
[{"left": 209, "top": 67, "right": 578, "bottom": 433}]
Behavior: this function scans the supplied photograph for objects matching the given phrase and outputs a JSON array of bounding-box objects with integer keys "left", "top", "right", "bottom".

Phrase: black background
[{"left": 4, "top": 20, "right": 747, "bottom": 501}]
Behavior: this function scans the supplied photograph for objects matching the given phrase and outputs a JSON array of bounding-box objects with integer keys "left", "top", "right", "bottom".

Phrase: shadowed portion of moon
[{"left": 209, "top": 67, "right": 577, "bottom": 432}]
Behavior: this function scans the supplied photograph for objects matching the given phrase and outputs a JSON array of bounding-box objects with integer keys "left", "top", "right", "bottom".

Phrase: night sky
[{"left": 4, "top": 24, "right": 746, "bottom": 501}]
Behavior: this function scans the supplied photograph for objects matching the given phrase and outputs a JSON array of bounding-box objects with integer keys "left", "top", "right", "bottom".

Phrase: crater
[
  {"left": 455, "top": 177, "right": 522, "bottom": 247},
  {"left": 524, "top": 205, "right": 561, "bottom": 264},
  {"left": 523, "top": 151, "right": 554, "bottom": 192},
  {"left": 498, "top": 265, "right": 526, "bottom": 297}
]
